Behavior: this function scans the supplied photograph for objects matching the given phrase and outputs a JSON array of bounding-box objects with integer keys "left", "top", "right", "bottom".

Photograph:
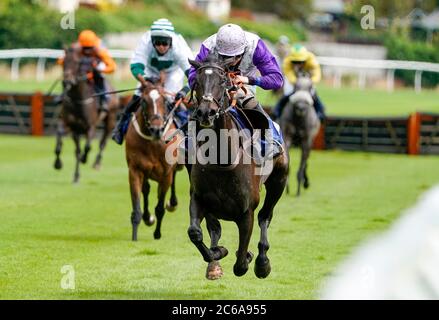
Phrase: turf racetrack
[{"left": 1, "top": 134, "right": 439, "bottom": 299}]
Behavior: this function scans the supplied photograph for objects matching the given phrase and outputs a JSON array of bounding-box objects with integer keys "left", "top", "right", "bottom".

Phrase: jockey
[
  {"left": 274, "top": 44, "right": 326, "bottom": 120},
  {"left": 63, "top": 30, "right": 116, "bottom": 111},
  {"left": 188, "top": 23, "right": 284, "bottom": 155},
  {"left": 111, "top": 18, "right": 194, "bottom": 145}
]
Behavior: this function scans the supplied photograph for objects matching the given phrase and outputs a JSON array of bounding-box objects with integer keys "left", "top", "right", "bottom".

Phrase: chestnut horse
[
  {"left": 54, "top": 46, "right": 119, "bottom": 183},
  {"left": 187, "top": 57, "right": 289, "bottom": 280},
  {"left": 125, "top": 74, "right": 182, "bottom": 241}
]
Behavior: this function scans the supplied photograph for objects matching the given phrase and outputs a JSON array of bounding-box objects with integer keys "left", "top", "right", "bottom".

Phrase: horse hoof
[
  {"left": 212, "top": 246, "right": 229, "bottom": 260},
  {"left": 233, "top": 263, "right": 249, "bottom": 277},
  {"left": 80, "top": 155, "right": 88, "bottom": 164},
  {"left": 54, "top": 159, "right": 62, "bottom": 170},
  {"left": 93, "top": 163, "right": 101, "bottom": 171},
  {"left": 206, "top": 261, "right": 223, "bottom": 280},
  {"left": 143, "top": 215, "right": 155, "bottom": 226},
  {"left": 304, "top": 181, "right": 310, "bottom": 189},
  {"left": 166, "top": 201, "right": 177, "bottom": 212},
  {"left": 254, "top": 256, "right": 271, "bottom": 279},
  {"left": 153, "top": 231, "right": 161, "bottom": 240}
]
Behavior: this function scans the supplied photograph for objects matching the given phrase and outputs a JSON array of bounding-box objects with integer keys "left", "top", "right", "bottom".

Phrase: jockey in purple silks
[{"left": 188, "top": 23, "right": 284, "bottom": 155}]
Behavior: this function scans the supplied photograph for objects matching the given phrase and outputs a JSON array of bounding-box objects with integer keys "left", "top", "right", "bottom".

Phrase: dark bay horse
[
  {"left": 54, "top": 46, "right": 120, "bottom": 183},
  {"left": 125, "top": 74, "right": 182, "bottom": 241},
  {"left": 187, "top": 57, "right": 289, "bottom": 280},
  {"left": 279, "top": 73, "right": 320, "bottom": 196}
]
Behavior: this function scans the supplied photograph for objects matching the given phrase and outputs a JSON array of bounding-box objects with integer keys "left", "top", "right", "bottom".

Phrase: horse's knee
[{"left": 188, "top": 225, "right": 203, "bottom": 243}]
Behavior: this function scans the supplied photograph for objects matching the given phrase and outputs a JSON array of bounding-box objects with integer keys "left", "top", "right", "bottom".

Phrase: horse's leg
[
  {"left": 129, "top": 168, "right": 143, "bottom": 241},
  {"left": 205, "top": 214, "right": 228, "bottom": 280},
  {"left": 166, "top": 168, "right": 178, "bottom": 212},
  {"left": 93, "top": 115, "right": 111, "bottom": 170},
  {"left": 153, "top": 175, "right": 171, "bottom": 240},
  {"left": 233, "top": 210, "right": 254, "bottom": 277},
  {"left": 141, "top": 178, "right": 155, "bottom": 227},
  {"left": 303, "top": 162, "right": 310, "bottom": 189},
  {"left": 255, "top": 158, "right": 288, "bottom": 278},
  {"left": 188, "top": 195, "right": 215, "bottom": 264},
  {"left": 54, "top": 120, "right": 64, "bottom": 170},
  {"left": 296, "top": 139, "right": 310, "bottom": 197},
  {"left": 81, "top": 127, "right": 95, "bottom": 164},
  {"left": 72, "top": 133, "right": 81, "bottom": 184}
]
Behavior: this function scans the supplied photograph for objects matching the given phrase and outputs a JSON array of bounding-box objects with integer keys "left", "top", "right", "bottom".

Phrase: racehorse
[
  {"left": 53, "top": 45, "right": 120, "bottom": 183},
  {"left": 187, "top": 56, "right": 289, "bottom": 280},
  {"left": 125, "top": 73, "right": 182, "bottom": 241},
  {"left": 279, "top": 72, "right": 320, "bottom": 196}
]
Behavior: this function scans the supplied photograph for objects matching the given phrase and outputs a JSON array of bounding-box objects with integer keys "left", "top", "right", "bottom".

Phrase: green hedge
[
  {"left": 0, "top": 0, "right": 108, "bottom": 49},
  {"left": 385, "top": 36, "right": 439, "bottom": 88},
  {"left": 0, "top": 0, "right": 305, "bottom": 50}
]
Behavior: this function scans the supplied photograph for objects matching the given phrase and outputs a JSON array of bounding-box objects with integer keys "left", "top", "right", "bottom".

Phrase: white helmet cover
[
  {"left": 150, "top": 18, "right": 175, "bottom": 38},
  {"left": 216, "top": 24, "right": 247, "bottom": 56}
]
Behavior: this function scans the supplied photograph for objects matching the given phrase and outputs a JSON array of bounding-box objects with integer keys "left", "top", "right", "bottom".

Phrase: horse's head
[
  {"left": 63, "top": 46, "right": 94, "bottom": 89},
  {"left": 189, "top": 56, "right": 234, "bottom": 128},
  {"left": 139, "top": 74, "right": 168, "bottom": 140},
  {"left": 289, "top": 72, "right": 314, "bottom": 118}
]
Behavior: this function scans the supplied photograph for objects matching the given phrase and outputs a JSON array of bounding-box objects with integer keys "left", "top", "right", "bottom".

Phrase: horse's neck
[
  {"left": 134, "top": 103, "right": 152, "bottom": 136},
  {"left": 66, "top": 81, "right": 92, "bottom": 102}
]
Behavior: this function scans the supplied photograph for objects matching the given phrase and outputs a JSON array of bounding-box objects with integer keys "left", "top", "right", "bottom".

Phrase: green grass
[
  {"left": 1, "top": 78, "right": 437, "bottom": 116},
  {"left": 1, "top": 134, "right": 439, "bottom": 299}
]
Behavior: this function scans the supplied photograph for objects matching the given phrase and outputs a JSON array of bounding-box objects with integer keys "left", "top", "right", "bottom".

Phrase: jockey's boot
[
  {"left": 111, "top": 111, "right": 131, "bottom": 145},
  {"left": 111, "top": 95, "right": 141, "bottom": 145},
  {"left": 244, "top": 100, "right": 283, "bottom": 159}
]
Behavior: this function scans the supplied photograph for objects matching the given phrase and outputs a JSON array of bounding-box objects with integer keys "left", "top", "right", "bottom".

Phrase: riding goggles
[{"left": 152, "top": 36, "right": 172, "bottom": 47}]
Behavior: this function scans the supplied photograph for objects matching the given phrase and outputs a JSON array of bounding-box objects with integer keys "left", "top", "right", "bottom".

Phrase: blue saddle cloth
[{"left": 228, "top": 108, "right": 284, "bottom": 146}]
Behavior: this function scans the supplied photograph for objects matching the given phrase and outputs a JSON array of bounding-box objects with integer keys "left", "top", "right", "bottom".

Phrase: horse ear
[{"left": 189, "top": 59, "right": 201, "bottom": 69}]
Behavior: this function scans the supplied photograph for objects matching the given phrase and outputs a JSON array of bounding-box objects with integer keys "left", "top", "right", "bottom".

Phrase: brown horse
[
  {"left": 125, "top": 74, "right": 182, "bottom": 241},
  {"left": 187, "top": 57, "right": 289, "bottom": 280},
  {"left": 54, "top": 46, "right": 120, "bottom": 183}
]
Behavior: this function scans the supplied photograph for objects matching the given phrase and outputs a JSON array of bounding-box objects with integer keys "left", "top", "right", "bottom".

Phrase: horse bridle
[
  {"left": 192, "top": 63, "right": 241, "bottom": 122},
  {"left": 138, "top": 85, "right": 176, "bottom": 139}
]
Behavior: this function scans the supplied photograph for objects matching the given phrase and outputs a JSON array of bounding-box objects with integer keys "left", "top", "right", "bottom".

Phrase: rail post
[
  {"left": 407, "top": 112, "right": 421, "bottom": 155},
  {"left": 313, "top": 123, "right": 326, "bottom": 150},
  {"left": 31, "top": 91, "right": 44, "bottom": 136}
]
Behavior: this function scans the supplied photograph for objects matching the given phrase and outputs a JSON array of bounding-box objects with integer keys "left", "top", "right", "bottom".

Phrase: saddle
[{"left": 229, "top": 106, "right": 283, "bottom": 160}]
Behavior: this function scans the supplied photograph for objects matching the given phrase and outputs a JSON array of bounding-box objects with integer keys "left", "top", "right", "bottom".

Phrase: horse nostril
[
  {"left": 196, "top": 109, "right": 203, "bottom": 118},
  {"left": 208, "top": 109, "right": 216, "bottom": 117}
]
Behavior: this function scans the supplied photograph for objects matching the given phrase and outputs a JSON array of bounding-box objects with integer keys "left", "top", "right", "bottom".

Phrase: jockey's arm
[
  {"left": 283, "top": 56, "right": 297, "bottom": 85},
  {"left": 96, "top": 48, "right": 116, "bottom": 74},
  {"left": 249, "top": 39, "right": 283, "bottom": 90},
  {"left": 307, "top": 54, "right": 321, "bottom": 84}
]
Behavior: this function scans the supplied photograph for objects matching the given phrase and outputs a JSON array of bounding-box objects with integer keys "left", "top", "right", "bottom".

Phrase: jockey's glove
[
  {"left": 95, "top": 62, "right": 107, "bottom": 72},
  {"left": 175, "top": 85, "right": 190, "bottom": 102}
]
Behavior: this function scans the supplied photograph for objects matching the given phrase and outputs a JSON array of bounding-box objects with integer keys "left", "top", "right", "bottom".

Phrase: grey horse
[{"left": 279, "top": 73, "right": 320, "bottom": 196}]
